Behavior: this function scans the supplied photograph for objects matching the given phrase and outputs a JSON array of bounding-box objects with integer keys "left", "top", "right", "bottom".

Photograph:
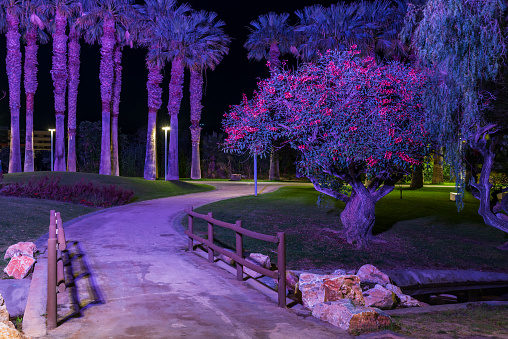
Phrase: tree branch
[{"left": 308, "top": 176, "right": 350, "bottom": 203}]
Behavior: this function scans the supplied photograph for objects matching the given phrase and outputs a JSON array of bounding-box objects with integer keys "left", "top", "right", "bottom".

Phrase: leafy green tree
[{"left": 402, "top": 0, "right": 508, "bottom": 248}]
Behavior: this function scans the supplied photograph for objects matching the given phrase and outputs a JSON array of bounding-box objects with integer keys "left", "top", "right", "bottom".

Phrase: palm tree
[
  {"left": 110, "top": 42, "right": 122, "bottom": 176},
  {"left": 244, "top": 12, "right": 293, "bottom": 180},
  {"left": 135, "top": 0, "right": 190, "bottom": 180},
  {"left": 21, "top": 0, "right": 47, "bottom": 172},
  {"left": 46, "top": 0, "right": 80, "bottom": 171},
  {"left": 66, "top": 2, "right": 88, "bottom": 172},
  {"left": 294, "top": 2, "right": 363, "bottom": 61},
  {"left": 80, "top": 0, "right": 134, "bottom": 175},
  {"left": 0, "top": 0, "right": 23, "bottom": 173},
  {"left": 188, "top": 10, "right": 230, "bottom": 180}
]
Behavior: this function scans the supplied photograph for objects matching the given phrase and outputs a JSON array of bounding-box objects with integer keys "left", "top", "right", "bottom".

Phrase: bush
[{"left": 0, "top": 176, "right": 134, "bottom": 207}]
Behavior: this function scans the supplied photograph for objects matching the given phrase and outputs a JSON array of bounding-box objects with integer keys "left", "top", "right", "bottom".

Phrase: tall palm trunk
[
  {"left": 268, "top": 42, "right": 280, "bottom": 180},
  {"left": 6, "top": 11, "right": 22, "bottom": 173},
  {"left": 189, "top": 69, "right": 203, "bottom": 180},
  {"left": 24, "top": 26, "right": 38, "bottom": 172},
  {"left": 67, "top": 26, "right": 80, "bottom": 172},
  {"left": 98, "top": 18, "right": 116, "bottom": 175},
  {"left": 111, "top": 44, "right": 122, "bottom": 176},
  {"left": 52, "top": 11, "right": 68, "bottom": 171},
  {"left": 166, "top": 57, "right": 184, "bottom": 181},
  {"left": 144, "top": 63, "right": 163, "bottom": 180}
]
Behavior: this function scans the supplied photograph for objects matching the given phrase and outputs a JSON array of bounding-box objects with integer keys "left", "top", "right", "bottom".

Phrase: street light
[
  {"left": 49, "top": 129, "right": 55, "bottom": 171},
  {"left": 162, "top": 127, "right": 170, "bottom": 178}
]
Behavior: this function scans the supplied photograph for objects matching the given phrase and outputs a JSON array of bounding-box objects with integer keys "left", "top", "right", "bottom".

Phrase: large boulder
[
  {"left": 299, "top": 273, "right": 364, "bottom": 309},
  {"left": 363, "top": 284, "right": 396, "bottom": 310},
  {"left": 312, "top": 299, "right": 391, "bottom": 333},
  {"left": 384, "top": 283, "right": 428, "bottom": 308},
  {"left": 3, "top": 256, "right": 35, "bottom": 280},
  {"left": 4, "top": 242, "right": 36, "bottom": 260},
  {"left": 0, "top": 294, "right": 9, "bottom": 323},
  {"left": 356, "top": 264, "right": 390, "bottom": 287}
]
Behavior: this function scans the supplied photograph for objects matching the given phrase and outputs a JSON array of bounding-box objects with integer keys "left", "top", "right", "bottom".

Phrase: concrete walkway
[{"left": 27, "top": 181, "right": 352, "bottom": 339}]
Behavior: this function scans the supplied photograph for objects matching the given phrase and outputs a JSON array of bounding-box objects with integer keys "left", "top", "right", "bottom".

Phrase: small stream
[{"left": 403, "top": 283, "right": 508, "bottom": 305}]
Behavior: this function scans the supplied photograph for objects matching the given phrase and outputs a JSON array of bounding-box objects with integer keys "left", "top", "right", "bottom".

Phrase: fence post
[
  {"left": 207, "top": 213, "right": 214, "bottom": 263},
  {"left": 47, "top": 210, "right": 57, "bottom": 330},
  {"left": 235, "top": 220, "right": 243, "bottom": 281},
  {"left": 277, "top": 232, "right": 286, "bottom": 308},
  {"left": 188, "top": 207, "right": 194, "bottom": 252}
]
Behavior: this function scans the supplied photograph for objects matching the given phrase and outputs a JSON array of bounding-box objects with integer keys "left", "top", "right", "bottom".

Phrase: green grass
[
  {"left": 391, "top": 304, "right": 508, "bottom": 338},
  {"left": 187, "top": 186, "right": 508, "bottom": 272},
  {"left": 0, "top": 172, "right": 214, "bottom": 273}
]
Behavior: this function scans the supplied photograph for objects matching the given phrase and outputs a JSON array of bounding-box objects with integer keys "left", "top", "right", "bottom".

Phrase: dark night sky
[{"left": 0, "top": 0, "right": 341, "bottom": 135}]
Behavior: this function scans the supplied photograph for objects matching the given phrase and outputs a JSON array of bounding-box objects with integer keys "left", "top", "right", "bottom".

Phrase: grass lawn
[
  {"left": 0, "top": 172, "right": 214, "bottom": 272},
  {"left": 391, "top": 304, "right": 508, "bottom": 338},
  {"left": 188, "top": 185, "right": 508, "bottom": 272}
]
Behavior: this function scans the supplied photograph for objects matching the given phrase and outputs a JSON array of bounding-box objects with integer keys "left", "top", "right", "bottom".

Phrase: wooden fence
[
  {"left": 47, "top": 210, "right": 67, "bottom": 330},
  {"left": 184, "top": 207, "right": 286, "bottom": 308}
]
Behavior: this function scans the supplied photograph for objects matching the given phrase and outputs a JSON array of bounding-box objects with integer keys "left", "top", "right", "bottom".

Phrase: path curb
[{"left": 23, "top": 257, "right": 47, "bottom": 338}]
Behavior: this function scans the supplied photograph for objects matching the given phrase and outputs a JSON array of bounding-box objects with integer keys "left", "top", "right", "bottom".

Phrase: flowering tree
[{"left": 223, "top": 49, "right": 431, "bottom": 247}]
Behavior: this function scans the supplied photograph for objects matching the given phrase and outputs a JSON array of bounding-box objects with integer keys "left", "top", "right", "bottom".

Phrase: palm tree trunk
[
  {"left": 189, "top": 69, "right": 203, "bottom": 180},
  {"left": 111, "top": 45, "right": 122, "bottom": 176},
  {"left": 24, "top": 26, "right": 38, "bottom": 172},
  {"left": 166, "top": 58, "right": 184, "bottom": 181},
  {"left": 6, "top": 11, "right": 22, "bottom": 173},
  {"left": 52, "top": 11, "right": 68, "bottom": 171},
  {"left": 268, "top": 42, "right": 281, "bottom": 180},
  {"left": 144, "top": 63, "right": 163, "bottom": 180},
  {"left": 67, "top": 27, "right": 80, "bottom": 172},
  {"left": 99, "top": 19, "right": 116, "bottom": 175}
]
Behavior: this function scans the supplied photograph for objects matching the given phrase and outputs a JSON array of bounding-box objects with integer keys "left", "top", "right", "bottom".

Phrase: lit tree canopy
[{"left": 223, "top": 49, "right": 431, "bottom": 247}]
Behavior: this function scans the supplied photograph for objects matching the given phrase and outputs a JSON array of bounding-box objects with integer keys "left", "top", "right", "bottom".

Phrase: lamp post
[
  {"left": 49, "top": 129, "right": 55, "bottom": 171},
  {"left": 162, "top": 127, "right": 170, "bottom": 179}
]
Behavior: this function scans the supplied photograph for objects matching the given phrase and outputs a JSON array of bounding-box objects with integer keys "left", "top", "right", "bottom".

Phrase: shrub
[{"left": 0, "top": 176, "right": 134, "bottom": 207}]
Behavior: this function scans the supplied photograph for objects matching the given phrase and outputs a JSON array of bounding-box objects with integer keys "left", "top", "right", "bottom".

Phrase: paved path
[{"left": 40, "top": 181, "right": 351, "bottom": 339}]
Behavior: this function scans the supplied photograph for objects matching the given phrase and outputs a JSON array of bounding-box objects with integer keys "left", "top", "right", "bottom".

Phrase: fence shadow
[{"left": 56, "top": 241, "right": 104, "bottom": 326}]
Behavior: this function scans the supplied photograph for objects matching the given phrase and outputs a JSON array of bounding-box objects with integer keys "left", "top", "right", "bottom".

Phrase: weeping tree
[
  {"left": 223, "top": 49, "right": 431, "bottom": 247},
  {"left": 402, "top": 0, "right": 508, "bottom": 249}
]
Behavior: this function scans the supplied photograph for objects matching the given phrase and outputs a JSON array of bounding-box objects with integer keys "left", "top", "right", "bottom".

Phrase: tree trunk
[
  {"left": 144, "top": 63, "right": 163, "bottom": 180},
  {"left": 6, "top": 11, "right": 22, "bottom": 173},
  {"left": 24, "top": 26, "right": 38, "bottom": 172},
  {"left": 166, "top": 58, "right": 184, "bottom": 181},
  {"left": 432, "top": 149, "right": 444, "bottom": 183},
  {"left": 67, "top": 27, "right": 80, "bottom": 172},
  {"left": 190, "top": 69, "right": 203, "bottom": 180},
  {"left": 410, "top": 166, "right": 423, "bottom": 189},
  {"left": 269, "top": 147, "right": 280, "bottom": 180},
  {"left": 111, "top": 45, "right": 122, "bottom": 176},
  {"left": 144, "top": 110, "right": 157, "bottom": 180},
  {"left": 340, "top": 188, "right": 377, "bottom": 248},
  {"left": 98, "top": 19, "right": 116, "bottom": 175},
  {"left": 52, "top": 11, "right": 68, "bottom": 172}
]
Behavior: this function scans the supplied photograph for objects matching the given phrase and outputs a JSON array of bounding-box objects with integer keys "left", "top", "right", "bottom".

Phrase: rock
[
  {"left": 3, "top": 255, "right": 35, "bottom": 280},
  {"left": 248, "top": 253, "right": 271, "bottom": 268},
  {"left": 0, "top": 294, "right": 9, "bottom": 323},
  {"left": 0, "top": 280, "right": 31, "bottom": 318},
  {"left": 357, "top": 264, "right": 390, "bottom": 287},
  {"left": 312, "top": 299, "right": 391, "bottom": 333},
  {"left": 286, "top": 270, "right": 298, "bottom": 292},
  {"left": 4, "top": 242, "right": 37, "bottom": 260},
  {"left": 331, "top": 269, "right": 347, "bottom": 276},
  {"left": 0, "top": 321, "right": 28, "bottom": 339},
  {"left": 298, "top": 273, "right": 364, "bottom": 309},
  {"left": 216, "top": 249, "right": 235, "bottom": 265},
  {"left": 398, "top": 294, "right": 429, "bottom": 307},
  {"left": 243, "top": 258, "right": 264, "bottom": 278},
  {"left": 385, "top": 283, "right": 403, "bottom": 295},
  {"left": 363, "top": 284, "right": 396, "bottom": 310}
]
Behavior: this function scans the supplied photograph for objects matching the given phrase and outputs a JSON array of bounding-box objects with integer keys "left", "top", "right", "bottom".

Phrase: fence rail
[
  {"left": 184, "top": 207, "right": 286, "bottom": 308},
  {"left": 47, "top": 210, "right": 67, "bottom": 330}
]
